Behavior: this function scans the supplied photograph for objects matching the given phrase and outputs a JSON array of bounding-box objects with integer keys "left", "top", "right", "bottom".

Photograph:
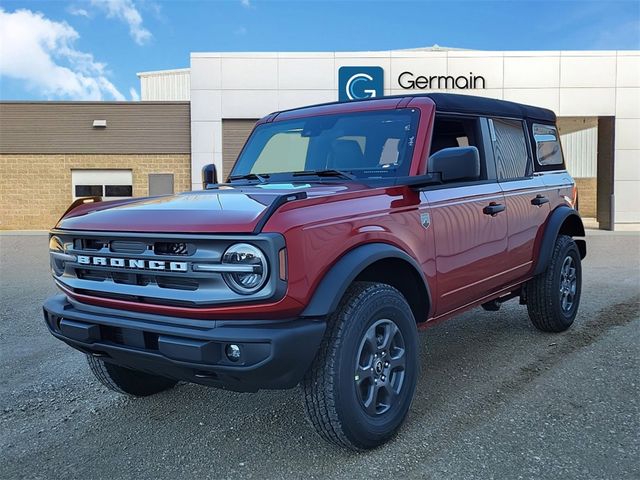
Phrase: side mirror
[
  {"left": 428, "top": 146, "right": 480, "bottom": 183},
  {"left": 201, "top": 164, "right": 218, "bottom": 189}
]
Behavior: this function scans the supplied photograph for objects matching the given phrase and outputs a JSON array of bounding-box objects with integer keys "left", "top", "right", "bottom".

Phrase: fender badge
[{"left": 420, "top": 212, "right": 431, "bottom": 229}]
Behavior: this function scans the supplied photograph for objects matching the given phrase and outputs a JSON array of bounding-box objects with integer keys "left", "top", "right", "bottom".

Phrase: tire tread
[
  {"left": 302, "top": 281, "right": 414, "bottom": 450},
  {"left": 527, "top": 234, "right": 580, "bottom": 332}
]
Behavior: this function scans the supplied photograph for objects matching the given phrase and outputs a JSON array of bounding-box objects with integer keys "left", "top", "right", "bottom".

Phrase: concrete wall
[
  {"left": 0, "top": 154, "right": 191, "bottom": 230},
  {"left": 188, "top": 49, "right": 640, "bottom": 226}
]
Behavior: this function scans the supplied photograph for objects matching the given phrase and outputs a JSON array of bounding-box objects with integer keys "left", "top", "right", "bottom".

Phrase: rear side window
[
  {"left": 489, "top": 118, "right": 531, "bottom": 180},
  {"left": 533, "top": 123, "right": 564, "bottom": 166}
]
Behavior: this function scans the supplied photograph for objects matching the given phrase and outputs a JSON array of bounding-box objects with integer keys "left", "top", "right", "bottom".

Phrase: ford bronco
[{"left": 44, "top": 93, "right": 585, "bottom": 450}]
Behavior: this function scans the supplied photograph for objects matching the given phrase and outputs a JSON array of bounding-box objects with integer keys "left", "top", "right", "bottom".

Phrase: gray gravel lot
[{"left": 1, "top": 231, "right": 638, "bottom": 480}]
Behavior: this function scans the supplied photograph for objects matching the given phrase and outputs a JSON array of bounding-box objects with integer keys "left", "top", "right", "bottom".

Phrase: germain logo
[
  {"left": 397, "top": 71, "right": 486, "bottom": 90},
  {"left": 339, "top": 66, "right": 384, "bottom": 101},
  {"left": 76, "top": 255, "right": 188, "bottom": 272}
]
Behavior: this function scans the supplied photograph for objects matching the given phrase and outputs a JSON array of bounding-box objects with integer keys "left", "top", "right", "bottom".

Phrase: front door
[{"left": 425, "top": 184, "right": 509, "bottom": 317}]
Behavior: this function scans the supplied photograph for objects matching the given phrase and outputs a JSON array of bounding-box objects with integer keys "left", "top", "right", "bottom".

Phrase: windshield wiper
[
  {"left": 227, "top": 173, "right": 270, "bottom": 184},
  {"left": 292, "top": 169, "right": 357, "bottom": 181}
]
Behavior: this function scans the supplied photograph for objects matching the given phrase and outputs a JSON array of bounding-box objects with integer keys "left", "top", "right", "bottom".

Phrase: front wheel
[
  {"left": 86, "top": 355, "right": 178, "bottom": 397},
  {"left": 302, "top": 282, "right": 419, "bottom": 450},
  {"left": 526, "top": 234, "right": 582, "bottom": 332}
]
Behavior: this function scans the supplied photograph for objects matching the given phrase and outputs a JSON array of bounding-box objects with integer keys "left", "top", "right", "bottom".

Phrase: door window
[
  {"left": 489, "top": 119, "right": 531, "bottom": 180},
  {"left": 430, "top": 116, "right": 488, "bottom": 180}
]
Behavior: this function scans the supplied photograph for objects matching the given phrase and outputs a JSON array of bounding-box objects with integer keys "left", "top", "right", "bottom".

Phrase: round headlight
[
  {"left": 49, "top": 236, "right": 65, "bottom": 276},
  {"left": 221, "top": 243, "right": 268, "bottom": 295}
]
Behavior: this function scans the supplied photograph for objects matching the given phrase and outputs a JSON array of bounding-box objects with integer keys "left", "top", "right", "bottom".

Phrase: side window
[
  {"left": 430, "top": 116, "right": 487, "bottom": 180},
  {"left": 489, "top": 118, "right": 531, "bottom": 180},
  {"left": 532, "top": 123, "right": 564, "bottom": 166}
]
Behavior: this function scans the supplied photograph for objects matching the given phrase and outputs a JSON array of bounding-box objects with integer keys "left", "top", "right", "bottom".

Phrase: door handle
[
  {"left": 483, "top": 202, "right": 505, "bottom": 216},
  {"left": 531, "top": 194, "right": 550, "bottom": 206}
]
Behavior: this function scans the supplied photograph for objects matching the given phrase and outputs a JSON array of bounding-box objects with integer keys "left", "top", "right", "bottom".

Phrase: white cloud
[
  {"left": 240, "top": 0, "right": 252, "bottom": 8},
  {"left": 129, "top": 87, "right": 140, "bottom": 101},
  {"left": 0, "top": 8, "right": 125, "bottom": 100},
  {"left": 90, "top": 0, "right": 151, "bottom": 45},
  {"left": 67, "top": 6, "right": 90, "bottom": 18}
]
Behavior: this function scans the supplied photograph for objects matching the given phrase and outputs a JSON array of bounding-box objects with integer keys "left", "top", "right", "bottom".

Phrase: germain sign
[
  {"left": 338, "top": 67, "right": 486, "bottom": 101},
  {"left": 397, "top": 71, "right": 486, "bottom": 90},
  {"left": 338, "top": 66, "right": 384, "bottom": 101}
]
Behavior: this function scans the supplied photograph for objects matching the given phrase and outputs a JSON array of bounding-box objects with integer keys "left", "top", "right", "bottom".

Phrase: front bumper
[{"left": 43, "top": 294, "right": 325, "bottom": 392}]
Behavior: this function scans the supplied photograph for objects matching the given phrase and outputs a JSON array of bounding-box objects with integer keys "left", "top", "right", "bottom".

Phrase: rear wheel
[
  {"left": 526, "top": 235, "right": 582, "bottom": 332},
  {"left": 302, "top": 282, "right": 419, "bottom": 450},
  {"left": 86, "top": 355, "right": 177, "bottom": 397}
]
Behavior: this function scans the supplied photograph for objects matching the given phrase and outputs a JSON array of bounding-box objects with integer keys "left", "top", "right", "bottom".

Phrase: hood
[{"left": 56, "top": 183, "right": 356, "bottom": 233}]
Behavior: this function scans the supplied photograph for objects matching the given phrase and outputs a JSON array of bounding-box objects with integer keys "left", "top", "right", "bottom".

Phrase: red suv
[{"left": 44, "top": 93, "right": 586, "bottom": 450}]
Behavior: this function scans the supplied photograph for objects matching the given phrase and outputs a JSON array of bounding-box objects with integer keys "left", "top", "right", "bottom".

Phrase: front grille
[
  {"left": 110, "top": 240, "right": 147, "bottom": 254},
  {"left": 154, "top": 241, "right": 191, "bottom": 256},
  {"left": 51, "top": 231, "right": 283, "bottom": 307}
]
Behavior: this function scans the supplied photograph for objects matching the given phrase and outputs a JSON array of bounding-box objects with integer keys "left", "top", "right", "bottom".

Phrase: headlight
[
  {"left": 49, "top": 236, "right": 75, "bottom": 277},
  {"left": 221, "top": 243, "right": 268, "bottom": 295},
  {"left": 49, "top": 236, "right": 65, "bottom": 276}
]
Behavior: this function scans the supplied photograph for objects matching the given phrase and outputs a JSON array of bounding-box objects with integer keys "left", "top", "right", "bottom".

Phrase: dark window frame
[
  {"left": 488, "top": 116, "right": 534, "bottom": 182},
  {"left": 429, "top": 113, "right": 497, "bottom": 183},
  {"left": 528, "top": 120, "right": 566, "bottom": 171}
]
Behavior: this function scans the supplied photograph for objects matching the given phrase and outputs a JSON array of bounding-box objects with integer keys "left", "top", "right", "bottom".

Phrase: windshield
[{"left": 230, "top": 108, "right": 420, "bottom": 181}]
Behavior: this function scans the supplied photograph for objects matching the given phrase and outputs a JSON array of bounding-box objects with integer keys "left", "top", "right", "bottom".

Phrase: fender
[
  {"left": 301, "top": 242, "right": 431, "bottom": 318},
  {"left": 533, "top": 206, "right": 586, "bottom": 276}
]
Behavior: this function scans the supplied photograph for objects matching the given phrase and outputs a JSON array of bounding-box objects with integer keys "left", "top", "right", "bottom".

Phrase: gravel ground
[{"left": 0, "top": 231, "right": 638, "bottom": 480}]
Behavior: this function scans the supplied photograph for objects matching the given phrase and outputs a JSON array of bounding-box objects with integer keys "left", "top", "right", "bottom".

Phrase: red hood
[{"left": 56, "top": 183, "right": 357, "bottom": 233}]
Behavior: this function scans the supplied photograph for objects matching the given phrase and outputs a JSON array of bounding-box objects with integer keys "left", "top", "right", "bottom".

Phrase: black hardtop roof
[
  {"left": 275, "top": 92, "right": 556, "bottom": 124},
  {"left": 425, "top": 93, "right": 556, "bottom": 123}
]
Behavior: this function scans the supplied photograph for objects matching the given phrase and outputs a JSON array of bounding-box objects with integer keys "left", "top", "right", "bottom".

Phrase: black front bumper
[{"left": 43, "top": 295, "right": 326, "bottom": 392}]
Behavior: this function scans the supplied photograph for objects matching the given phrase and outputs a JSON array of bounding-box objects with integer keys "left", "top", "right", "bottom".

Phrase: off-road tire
[
  {"left": 86, "top": 355, "right": 178, "bottom": 397},
  {"left": 527, "top": 234, "right": 582, "bottom": 332},
  {"left": 302, "top": 282, "right": 419, "bottom": 450}
]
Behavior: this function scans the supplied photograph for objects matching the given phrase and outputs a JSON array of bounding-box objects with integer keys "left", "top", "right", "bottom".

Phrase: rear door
[
  {"left": 424, "top": 116, "right": 510, "bottom": 317},
  {"left": 488, "top": 117, "right": 551, "bottom": 285}
]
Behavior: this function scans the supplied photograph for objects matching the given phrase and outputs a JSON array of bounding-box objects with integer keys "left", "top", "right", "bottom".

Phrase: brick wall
[
  {"left": 575, "top": 177, "right": 597, "bottom": 218},
  {"left": 0, "top": 154, "right": 191, "bottom": 230}
]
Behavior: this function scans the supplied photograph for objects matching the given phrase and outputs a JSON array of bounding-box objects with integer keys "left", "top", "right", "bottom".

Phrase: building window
[
  {"left": 533, "top": 123, "right": 564, "bottom": 166},
  {"left": 490, "top": 118, "right": 531, "bottom": 180},
  {"left": 148, "top": 174, "right": 174, "bottom": 196},
  {"left": 72, "top": 169, "right": 133, "bottom": 199}
]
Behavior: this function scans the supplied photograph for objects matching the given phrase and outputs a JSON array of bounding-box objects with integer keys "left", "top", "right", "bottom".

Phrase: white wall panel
[
  {"left": 559, "top": 88, "right": 616, "bottom": 116},
  {"left": 278, "top": 59, "right": 335, "bottom": 90},
  {"left": 616, "top": 55, "right": 640, "bottom": 87},
  {"left": 221, "top": 58, "right": 278, "bottom": 90},
  {"left": 139, "top": 69, "right": 190, "bottom": 101},
  {"left": 560, "top": 56, "right": 616, "bottom": 88},
  {"left": 561, "top": 126, "right": 598, "bottom": 178},
  {"left": 504, "top": 57, "right": 560, "bottom": 88}
]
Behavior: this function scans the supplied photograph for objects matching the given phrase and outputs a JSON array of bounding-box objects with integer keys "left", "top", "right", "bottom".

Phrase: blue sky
[{"left": 1, "top": 0, "right": 639, "bottom": 101}]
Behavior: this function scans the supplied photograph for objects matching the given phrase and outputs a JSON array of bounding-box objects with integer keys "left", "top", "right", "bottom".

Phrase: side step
[{"left": 481, "top": 290, "right": 521, "bottom": 311}]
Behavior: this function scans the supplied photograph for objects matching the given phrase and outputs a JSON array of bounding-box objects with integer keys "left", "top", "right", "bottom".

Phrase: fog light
[{"left": 225, "top": 344, "right": 241, "bottom": 362}]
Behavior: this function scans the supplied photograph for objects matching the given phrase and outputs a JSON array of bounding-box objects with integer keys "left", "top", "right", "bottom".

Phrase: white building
[{"left": 138, "top": 46, "right": 640, "bottom": 229}]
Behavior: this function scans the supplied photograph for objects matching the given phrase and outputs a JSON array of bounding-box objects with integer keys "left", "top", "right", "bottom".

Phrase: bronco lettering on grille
[{"left": 76, "top": 255, "right": 188, "bottom": 272}]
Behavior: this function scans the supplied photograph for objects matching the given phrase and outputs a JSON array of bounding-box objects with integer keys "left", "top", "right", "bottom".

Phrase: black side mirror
[
  {"left": 201, "top": 164, "right": 218, "bottom": 189},
  {"left": 428, "top": 146, "right": 480, "bottom": 183}
]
